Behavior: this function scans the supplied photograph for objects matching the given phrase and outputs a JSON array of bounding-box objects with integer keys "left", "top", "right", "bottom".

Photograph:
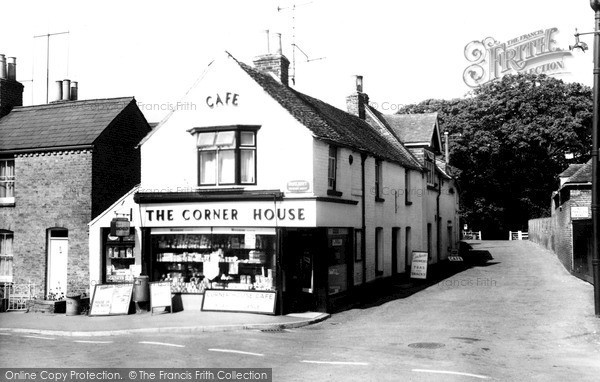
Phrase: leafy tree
[{"left": 397, "top": 74, "right": 592, "bottom": 239}]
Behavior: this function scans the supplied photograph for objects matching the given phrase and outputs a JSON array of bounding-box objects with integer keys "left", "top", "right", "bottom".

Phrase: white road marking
[
  {"left": 74, "top": 340, "right": 114, "bottom": 344},
  {"left": 23, "top": 335, "right": 55, "bottom": 340},
  {"left": 208, "top": 348, "right": 264, "bottom": 357},
  {"left": 0, "top": 333, "right": 11, "bottom": 336},
  {"left": 412, "top": 369, "right": 490, "bottom": 379},
  {"left": 139, "top": 341, "right": 185, "bottom": 348},
  {"left": 301, "top": 360, "right": 370, "bottom": 366}
]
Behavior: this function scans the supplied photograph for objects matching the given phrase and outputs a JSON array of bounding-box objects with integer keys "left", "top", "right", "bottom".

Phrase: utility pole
[{"left": 33, "top": 31, "right": 69, "bottom": 104}]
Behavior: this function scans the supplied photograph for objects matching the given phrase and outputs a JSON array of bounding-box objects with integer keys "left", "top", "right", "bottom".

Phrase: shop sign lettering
[
  {"left": 145, "top": 208, "right": 305, "bottom": 222},
  {"left": 205, "top": 92, "right": 239, "bottom": 108}
]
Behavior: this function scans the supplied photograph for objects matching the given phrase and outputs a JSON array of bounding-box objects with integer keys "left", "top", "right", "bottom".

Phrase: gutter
[{"left": 0, "top": 144, "right": 94, "bottom": 155}]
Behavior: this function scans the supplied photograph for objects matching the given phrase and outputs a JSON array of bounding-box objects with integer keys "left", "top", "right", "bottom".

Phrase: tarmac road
[{"left": 1, "top": 241, "right": 599, "bottom": 381}]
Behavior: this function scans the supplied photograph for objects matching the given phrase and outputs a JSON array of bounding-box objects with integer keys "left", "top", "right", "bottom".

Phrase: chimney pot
[
  {"left": 276, "top": 33, "right": 283, "bottom": 54},
  {"left": 7, "top": 57, "right": 16, "bottom": 81},
  {"left": 54, "top": 80, "right": 63, "bottom": 102},
  {"left": 355, "top": 75, "right": 363, "bottom": 93},
  {"left": 62, "top": 79, "right": 71, "bottom": 101},
  {"left": 70, "top": 81, "right": 78, "bottom": 101},
  {"left": 0, "top": 55, "right": 6, "bottom": 80}
]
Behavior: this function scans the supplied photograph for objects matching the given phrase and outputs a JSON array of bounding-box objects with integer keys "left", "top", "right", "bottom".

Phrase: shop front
[{"left": 89, "top": 189, "right": 358, "bottom": 314}]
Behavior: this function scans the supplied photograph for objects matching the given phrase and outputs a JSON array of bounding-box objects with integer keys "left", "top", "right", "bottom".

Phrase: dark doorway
[
  {"left": 392, "top": 227, "right": 400, "bottom": 275},
  {"left": 281, "top": 229, "right": 326, "bottom": 313},
  {"left": 573, "top": 220, "right": 593, "bottom": 283}
]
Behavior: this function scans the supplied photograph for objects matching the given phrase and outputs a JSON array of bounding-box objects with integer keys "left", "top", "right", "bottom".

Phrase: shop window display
[{"left": 151, "top": 229, "right": 276, "bottom": 294}]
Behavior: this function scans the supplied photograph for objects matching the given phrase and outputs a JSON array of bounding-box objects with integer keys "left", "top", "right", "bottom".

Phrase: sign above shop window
[
  {"left": 140, "top": 200, "right": 317, "bottom": 228},
  {"left": 110, "top": 217, "right": 130, "bottom": 237}
]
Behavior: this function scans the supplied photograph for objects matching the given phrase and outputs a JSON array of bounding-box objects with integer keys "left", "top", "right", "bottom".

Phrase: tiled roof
[
  {"left": 383, "top": 113, "right": 438, "bottom": 144},
  {"left": 566, "top": 160, "right": 592, "bottom": 184},
  {"left": 236, "top": 61, "right": 421, "bottom": 170},
  {"left": 0, "top": 97, "right": 135, "bottom": 151},
  {"left": 559, "top": 164, "right": 584, "bottom": 178}
]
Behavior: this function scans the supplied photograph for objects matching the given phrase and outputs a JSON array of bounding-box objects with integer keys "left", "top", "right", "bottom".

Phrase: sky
[{"left": 0, "top": 0, "right": 596, "bottom": 122}]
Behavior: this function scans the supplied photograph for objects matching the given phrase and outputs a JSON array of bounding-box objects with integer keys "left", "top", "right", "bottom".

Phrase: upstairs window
[
  {"left": 0, "top": 230, "right": 13, "bottom": 283},
  {"left": 196, "top": 129, "right": 257, "bottom": 186},
  {"left": 405, "top": 169, "right": 412, "bottom": 205},
  {"left": 328, "top": 146, "right": 337, "bottom": 191},
  {"left": 425, "top": 151, "right": 436, "bottom": 186},
  {"left": 375, "top": 159, "right": 383, "bottom": 201},
  {"left": 0, "top": 159, "right": 15, "bottom": 204}
]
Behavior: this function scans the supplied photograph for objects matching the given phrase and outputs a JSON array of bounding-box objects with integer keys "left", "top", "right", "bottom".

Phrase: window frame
[
  {"left": 194, "top": 127, "right": 259, "bottom": 187},
  {"left": 327, "top": 145, "right": 338, "bottom": 191},
  {"left": 375, "top": 159, "right": 384, "bottom": 202},
  {"left": 0, "top": 158, "right": 15, "bottom": 205},
  {"left": 405, "top": 169, "right": 412, "bottom": 205},
  {"left": 375, "top": 227, "right": 384, "bottom": 276}
]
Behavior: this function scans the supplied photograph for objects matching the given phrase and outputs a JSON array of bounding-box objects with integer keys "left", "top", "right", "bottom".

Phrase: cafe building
[{"left": 89, "top": 49, "right": 460, "bottom": 314}]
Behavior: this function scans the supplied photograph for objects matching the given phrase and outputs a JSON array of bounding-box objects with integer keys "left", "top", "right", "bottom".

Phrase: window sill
[
  {"left": 0, "top": 198, "right": 15, "bottom": 207},
  {"left": 375, "top": 197, "right": 385, "bottom": 203},
  {"left": 327, "top": 189, "right": 343, "bottom": 197}
]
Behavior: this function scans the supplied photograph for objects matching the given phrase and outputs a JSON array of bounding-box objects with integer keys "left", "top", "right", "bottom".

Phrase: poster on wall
[
  {"left": 410, "top": 251, "right": 429, "bottom": 279},
  {"left": 89, "top": 283, "right": 133, "bottom": 316}
]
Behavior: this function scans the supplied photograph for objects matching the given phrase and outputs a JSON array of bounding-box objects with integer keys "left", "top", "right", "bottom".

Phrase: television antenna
[
  {"left": 33, "top": 30, "right": 69, "bottom": 103},
  {"left": 277, "top": 1, "right": 325, "bottom": 85}
]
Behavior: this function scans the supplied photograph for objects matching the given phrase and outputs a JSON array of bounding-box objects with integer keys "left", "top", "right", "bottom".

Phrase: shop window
[
  {"left": 375, "top": 227, "right": 383, "bottom": 275},
  {"left": 354, "top": 229, "right": 363, "bottom": 261},
  {"left": 0, "top": 159, "right": 15, "bottom": 204},
  {"left": 150, "top": 228, "right": 276, "bottom": 294},
  {"left": 327, "top": 228, "right": 350, "bottom": 295},
  {"left": 197, "top": 129, "right": 257, "bottom": 186},
  {"left": 0, "top": 230, "right": 13, "bottom": 283}
]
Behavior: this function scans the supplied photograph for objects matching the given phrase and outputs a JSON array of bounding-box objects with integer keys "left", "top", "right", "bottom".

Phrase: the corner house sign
[
  {"left": 140, "top": 200, "right": 316, "bottom": 228},
  {"left": 286, "top": 180, "right": 310, "bottom": 193},
  {"left": 463, "top": 27, "right": 571, "bottom": 88}
]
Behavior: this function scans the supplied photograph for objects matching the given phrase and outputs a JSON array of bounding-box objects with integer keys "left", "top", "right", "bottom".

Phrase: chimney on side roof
[
  {"left": 346, "top": 75, "right": 369, "bottom": 120},
  {"left": 0, "top": 54, "right": 24, "bottom": 119},
  {"left": 253, "top": 32, "right": 290, "bottom": 86},
  {"left": 70, "top": 81, "right": 78, "bottom": 101}
]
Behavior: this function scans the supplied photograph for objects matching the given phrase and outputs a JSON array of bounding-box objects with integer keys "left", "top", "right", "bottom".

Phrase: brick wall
[
  {"left": 528, "top": 187, "right": 592, "bottom": 274},
  {"left": 0, "top": 78, "right": 24, "bottom": 118},
  {"left": 0, "top": 151, "right": 93, "bottom": 296}
]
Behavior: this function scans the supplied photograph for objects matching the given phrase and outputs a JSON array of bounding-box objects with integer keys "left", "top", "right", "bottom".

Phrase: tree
[{"left": 397, "top": 74, "right": 592, "bottom": 239}]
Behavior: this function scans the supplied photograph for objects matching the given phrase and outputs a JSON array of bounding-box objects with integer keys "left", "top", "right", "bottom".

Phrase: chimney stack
[
  {"left": 0, "top": 53, "right": 24, "bottom": 118},
  {"left": 253, "top": 33, "right": 290, "bottom": 86},
  {"left": 346, "top": 75, "right": 369, "bottom": 120},
  {"left": 70, "top": 81, "right": 78, "bottom": 101}
]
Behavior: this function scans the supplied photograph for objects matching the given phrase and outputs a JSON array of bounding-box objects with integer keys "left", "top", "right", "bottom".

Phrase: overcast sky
[{"left": 0, "top": 0, "right": 595, "bottom": 122}]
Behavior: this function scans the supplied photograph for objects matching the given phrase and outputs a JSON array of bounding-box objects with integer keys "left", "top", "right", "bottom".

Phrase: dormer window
[
  {"left": 425, "top": 151, "right": 436, "bottom": 186},
  {"left": 191, "top": 126, "right": 259, "bottom": 186}
]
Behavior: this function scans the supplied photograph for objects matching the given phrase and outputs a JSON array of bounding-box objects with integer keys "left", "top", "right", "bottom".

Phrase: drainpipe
[
  {"left": 361, "top": 153, "right": 367, "bottom": 285},
  {"left": 437, "top": 175, "right": 442, "bottom": 264}
]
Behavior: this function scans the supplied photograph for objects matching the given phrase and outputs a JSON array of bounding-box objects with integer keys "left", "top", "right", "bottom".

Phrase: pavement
[{"left": 0, "top": 309, "right": 330, "bottom": 337}]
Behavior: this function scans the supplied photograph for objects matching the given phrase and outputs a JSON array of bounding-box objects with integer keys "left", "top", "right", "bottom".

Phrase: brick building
[
  {"left": 0, "top": 56, "right": 151, "bottom": 297},
  {"left": 89, "top": 50, "right": 460, "bottom": 314},
  {"left": 529, "top": 160, "right": 593, "bottom": 283}
]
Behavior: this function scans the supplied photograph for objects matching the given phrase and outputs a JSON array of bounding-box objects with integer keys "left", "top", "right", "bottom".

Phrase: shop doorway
[
  {"left": 282, "top": 229, "right": 326, "bottom": 313},
  {"left": 47, "top": 228, "right": 68, "bottom": 298},
  {"left": 573, "top": 220, "right": 593, "bottom": 283}
]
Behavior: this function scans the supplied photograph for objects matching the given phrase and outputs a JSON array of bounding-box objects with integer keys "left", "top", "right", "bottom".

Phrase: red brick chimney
[
  {"left": 253, "top": 32, "right": 290, "bottom": 86},
  {"left": 346, "top": 75, "right": 369, "bottom": 120},
  {"left": 0, "top": 54, "right": 24, "bottom": 119}
]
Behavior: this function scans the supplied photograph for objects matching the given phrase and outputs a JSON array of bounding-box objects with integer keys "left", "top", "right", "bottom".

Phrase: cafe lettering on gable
[
  {"left": 140, "top": 201, "right": 316, "bottom": 228},
  {"left": 205, "top": 92, "right": 239, "bottom": 108}
]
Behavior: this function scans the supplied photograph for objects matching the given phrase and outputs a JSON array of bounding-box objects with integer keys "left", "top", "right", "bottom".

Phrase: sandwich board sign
[
  {"left": 89, "top": 283, "right": 133, "bottom": 316},
  {"left": 410, "top": 251, "right": 428, "bottom": 279},
  {"left": 149, "top": 281, "right": 173, "bottom": 314}
]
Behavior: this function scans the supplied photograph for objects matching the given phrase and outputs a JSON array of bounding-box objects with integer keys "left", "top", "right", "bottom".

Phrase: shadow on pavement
[{"left": 330, "top": 241, "right": 497, "bottom": 313}]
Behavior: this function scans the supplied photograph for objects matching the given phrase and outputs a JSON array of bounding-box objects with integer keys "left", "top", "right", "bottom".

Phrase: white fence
[
  {"left": 2, "top": 282, "right": 36, "bottom": 311},
  {"left": 462, "top": 231, "right": 482, "bottom": 240},
  {"left": 509, "top": 231, "right": 529, "bottom": 240}
]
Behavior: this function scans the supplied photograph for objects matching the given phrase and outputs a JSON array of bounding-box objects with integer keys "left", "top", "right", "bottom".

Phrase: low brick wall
[{"left": 528, "top": 218, "right": 553, "bottom": 251}]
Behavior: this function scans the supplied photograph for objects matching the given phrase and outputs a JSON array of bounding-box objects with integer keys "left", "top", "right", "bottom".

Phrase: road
[{"left": 1, "top": 241, "right": 600, "bottom": 381}]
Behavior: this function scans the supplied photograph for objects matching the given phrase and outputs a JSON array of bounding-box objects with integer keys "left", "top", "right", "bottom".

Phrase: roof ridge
[{"left": 11, "top": 97, "right": 134, "bottom": 111}]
